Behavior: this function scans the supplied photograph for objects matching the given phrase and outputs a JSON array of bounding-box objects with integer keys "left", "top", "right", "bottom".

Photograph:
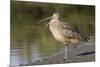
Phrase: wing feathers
[{"left": 63, "top": 23, "right": 81, "bottom": 39}]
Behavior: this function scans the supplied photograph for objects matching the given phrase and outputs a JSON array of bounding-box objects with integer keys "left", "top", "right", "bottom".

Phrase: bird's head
[{"left": 52, "top": 13, "right": 59, "bottom": 19}]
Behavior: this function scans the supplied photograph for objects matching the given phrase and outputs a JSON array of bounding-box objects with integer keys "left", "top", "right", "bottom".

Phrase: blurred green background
[{"left": 10, "top": 1, "right": 95, "bottom": 66}]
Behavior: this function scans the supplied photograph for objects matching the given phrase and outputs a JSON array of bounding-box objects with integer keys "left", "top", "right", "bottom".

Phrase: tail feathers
[{"left": 83, "top": 36, "right": 90, "bottom": 42}]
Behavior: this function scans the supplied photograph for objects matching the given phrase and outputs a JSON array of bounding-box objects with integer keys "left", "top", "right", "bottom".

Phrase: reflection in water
[
  {"left": 11, "top": 43, "right": 40, "bottom": 66},
  {"left": 11, "top": 49, "right": 21, "bottom": 66},
  {"left": 31, "top": 45, "right": 40, "bottom": 63}
]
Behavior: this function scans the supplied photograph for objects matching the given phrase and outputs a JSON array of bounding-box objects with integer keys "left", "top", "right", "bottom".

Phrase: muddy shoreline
[{"left": 19, "top": 37, "right": 95, "bottom": 66}]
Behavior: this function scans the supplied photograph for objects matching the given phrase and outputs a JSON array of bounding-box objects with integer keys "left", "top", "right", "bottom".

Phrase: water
[
  {"left": 11, "top": 44, "right": 40, "bottom": 66},
  {"left": 10, "top": 24, "right": 63, "bottom": 66},
  {"left": 10, "top": 1, "right": 95, "bottom": 66}
]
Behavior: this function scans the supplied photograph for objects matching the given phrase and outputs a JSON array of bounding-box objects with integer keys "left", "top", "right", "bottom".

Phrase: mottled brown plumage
[{"left": 49, "top": 13, "right": 81, "bottom": 45}]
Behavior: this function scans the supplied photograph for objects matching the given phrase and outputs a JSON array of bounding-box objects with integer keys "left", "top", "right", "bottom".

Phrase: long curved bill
[{"left": 37, "top": 16, "right": 52, "bottom": 24}]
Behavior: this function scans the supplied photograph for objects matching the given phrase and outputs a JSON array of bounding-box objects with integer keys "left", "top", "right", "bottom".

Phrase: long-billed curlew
[{"left": 38, "top": 13, "right": 81, "bottom": 61}]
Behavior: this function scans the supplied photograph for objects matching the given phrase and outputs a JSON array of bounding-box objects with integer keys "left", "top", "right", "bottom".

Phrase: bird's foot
[{"left": 63, "top": 58, "right": 70, "bottom": 63}]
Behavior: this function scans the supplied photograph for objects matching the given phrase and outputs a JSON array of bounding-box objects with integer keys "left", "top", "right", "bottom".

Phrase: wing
[{"left": 63, "top": 22, "right": 81, "bottom": 39}]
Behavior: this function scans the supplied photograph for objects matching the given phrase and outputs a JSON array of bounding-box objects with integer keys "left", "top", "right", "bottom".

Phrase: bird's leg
[
  {"left": 63, "top": 45, "right": 71, "bottom": 63},
  {"left": 64, "top": 45, "right": 68, "bottom": 60}
]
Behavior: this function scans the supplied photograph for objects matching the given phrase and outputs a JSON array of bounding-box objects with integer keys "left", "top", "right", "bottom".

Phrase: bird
[{"left": 38, "top": 12, "right": 81, "bottom": 61}]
